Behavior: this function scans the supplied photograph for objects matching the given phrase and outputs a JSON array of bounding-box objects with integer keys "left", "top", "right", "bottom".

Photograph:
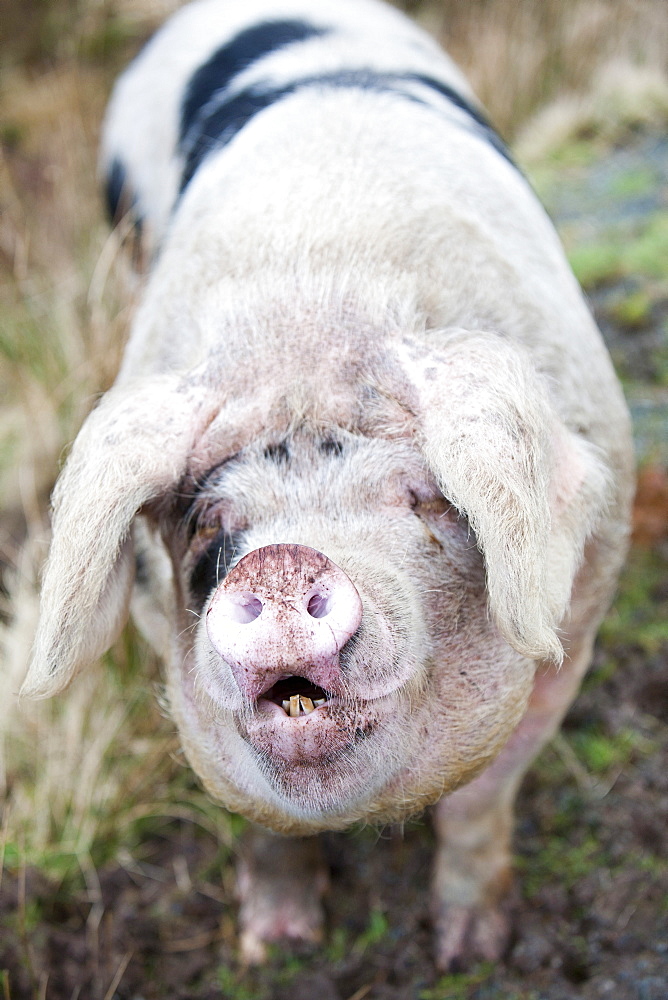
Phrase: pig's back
[
  {"left": 101, "top": 0, "right": 497, "bottom": 245},
  {"left": 102, "top": 0, "right": 632, "bottom": 479}
]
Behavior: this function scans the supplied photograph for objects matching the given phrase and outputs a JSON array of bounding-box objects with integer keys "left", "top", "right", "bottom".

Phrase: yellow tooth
[
  {"left": 314, "top": 698, "right": 325, "bottom": 707},
  {"left": 282, "top": 700, "right": 290, "bottom": 713},
  {"left": 300, "top": 696, "right": 315, "bottom": 714},
  {"left": 289, "top": 695, "right": 300, "bottom": 718}
]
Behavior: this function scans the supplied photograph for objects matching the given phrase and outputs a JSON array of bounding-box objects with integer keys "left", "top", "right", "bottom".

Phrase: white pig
[{"left": 22, "top": 0, "right": 634, "bottom": 969}]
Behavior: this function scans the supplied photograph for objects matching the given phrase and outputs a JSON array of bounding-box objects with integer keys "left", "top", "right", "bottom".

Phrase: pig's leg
[
  {"left": 237, "top": 825, "right": 329, "bottom": 963},
  {"left": 431, "top": 642, "right": 594, "bottom": 971}
]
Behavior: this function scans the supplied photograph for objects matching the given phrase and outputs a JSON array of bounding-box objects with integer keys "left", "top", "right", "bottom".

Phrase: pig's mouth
[
  {"left": 259, "top": 676, "right": 331, "bottom": 717},
  {"left": 241, "top": 671, "right": 383, "bottom": 788}
]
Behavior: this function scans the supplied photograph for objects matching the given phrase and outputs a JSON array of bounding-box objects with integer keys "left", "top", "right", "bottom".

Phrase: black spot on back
[
  {"left": 189, "top": 530, "right": 244, "bottom": 613},
  {"left": 179, "top": 64, "right": 516, "bottom": 193}
]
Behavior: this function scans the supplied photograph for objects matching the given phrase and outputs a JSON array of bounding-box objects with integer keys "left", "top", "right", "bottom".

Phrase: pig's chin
[
  {"left": 212, "top": 661, "right": 406, "bottom": 812},
  {"left": 238, "top": 690, "right": 389, "bottom": 807}
]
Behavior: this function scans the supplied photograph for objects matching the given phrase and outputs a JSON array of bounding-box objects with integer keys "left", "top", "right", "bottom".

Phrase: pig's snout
[{"left": 206, "top": 544, "right": 363, "bottom": 701}]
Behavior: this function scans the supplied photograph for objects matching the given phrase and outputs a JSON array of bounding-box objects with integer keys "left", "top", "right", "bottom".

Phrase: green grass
[
  {"left": 598, "top": 548, "right": 668, "bottom": 653},
  {"left": 518, "top": 835, "right": 604, "bottom": 899},
  {"left": 352, "top": 906, "right": 390, "bottom": 953},
  {"left": 419, "top": 962, "right": 494, "bottom": 1000},
  {"left": 217, "top": 966, "right": 265, "bottom": 1000},
  {"left": 607, "top": 288, "right": 654, "bottom": 328},
  {"left": 608, "top": 165, "right": 660, "bottom": 199},
  {"left": 565, "top": 211, "right": 668, "bottom": 291},
  {"left": 569, "top": 727, "right": 654, "bottom": 775}
]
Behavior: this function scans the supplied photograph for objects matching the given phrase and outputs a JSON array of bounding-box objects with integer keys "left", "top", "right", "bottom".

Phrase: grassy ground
[{"left": 1, "top": 1, "right": 667, "bottom": 998}]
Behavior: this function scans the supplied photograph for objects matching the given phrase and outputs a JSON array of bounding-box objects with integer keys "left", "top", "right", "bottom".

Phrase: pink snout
[{"left": 206, "top": 544, "right": 363, "bottom": 700}]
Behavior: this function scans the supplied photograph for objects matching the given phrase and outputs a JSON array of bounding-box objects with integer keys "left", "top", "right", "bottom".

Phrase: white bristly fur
[{"left": 23, "top": 0, "right": 633, "bottom": 842}]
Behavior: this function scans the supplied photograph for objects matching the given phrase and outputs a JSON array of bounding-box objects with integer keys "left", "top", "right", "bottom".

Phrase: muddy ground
[{"left": 2, "top": 11, "right": 668, "bottom": 1000}]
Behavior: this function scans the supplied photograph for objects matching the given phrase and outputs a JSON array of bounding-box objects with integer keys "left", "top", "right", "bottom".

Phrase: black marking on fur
[
  {"left": 181, "top": 20, "right": 327, "bottom": 142},
  {"left": 180, "top": 82, "right": 295, "bottom": 190},
  {"left": 105, "top": 157, "right": 127, "bottom": 223},
  {"left": 319, "top": 438, "right": 344, "bottom": 456},
  {"left": 104, "top": 157, "right": 144, "bottom": 267},
  {"left": 264, "top": 442, "right": 290, "bottom": 463},
  {"left": 135, "top": 549, "right": 150, "bottom": 589},
  {"left": 105, "top": 156, "right": 144, "bottom": 230},
  {"left": 407, "top": 72, "right": 513, "bottom": 165},
  {"left": 190, "top": 529, "right": 244, "bottom": 612},
  {"left": 179, "top": 65, "right": 516, "bottom": 192}
]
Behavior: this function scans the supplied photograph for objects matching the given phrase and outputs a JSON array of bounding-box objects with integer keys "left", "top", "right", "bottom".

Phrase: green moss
[
  {"left": 353, "top": 906, "right": 390, "bottom": 952},
  {"left": 217, "top": 966, "right": 265, "bottom": 1000},
  {"left": 545, "top": 137, "right": 602, "bottom": 170},
  {"left": 608, "top": 289, "right": 653, "bottom": 329},
  {"left": 2, "top": 842, "right": 83, "bottom": 885},
  {"left": 608, "top": 166, "right": 658, "bottom": 199},
  {"left": 581, "top": 658, "right": 618, "bottom": 693},
  {"left": 0, "top": 121, "right": 24, "bottom": 148},
  {"left": 652, "top": 336, "right": 668, "bottom": 387},
  {"left": 624, "top": 213, "right": 668, "bottom": 279},
  {"left": 570, "top": 728, "right": 642, "bottom": 775},
  {"left": 519, "top": 836, "right": 604, "bottom": 898},
  {"left": 634, "top": 850, "right": 668, "bottom": 878},
  {"left": 419, "top": 962, "right": 494, "bottom": 999},
  {"left": 598, "top": 549, "right": 668, "bottom": 653},
  {"left": 324, "top": 925, "right": 349, "bottom": 963},
  {"left": 567, "top": 242, "right": 623, "bottom": 288},
  {"left": 566, "top": 210, "right": 668, "bottom": 292}
]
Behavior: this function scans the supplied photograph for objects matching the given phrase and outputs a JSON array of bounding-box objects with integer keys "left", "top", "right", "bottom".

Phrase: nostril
[
  {"left": 219, "top": 593, "right": 263, "bottom": 624},
  {"left": 307, "top": 592, "right": 332, "bottom": 619}
]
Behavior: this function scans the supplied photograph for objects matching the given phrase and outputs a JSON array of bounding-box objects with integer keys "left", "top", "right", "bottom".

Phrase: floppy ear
[
  {"left": 396, "top": 330, "right": 610, "bottom": 663},
  {"left": 21, "top": 375, "right": 217, "bottom": 699}
]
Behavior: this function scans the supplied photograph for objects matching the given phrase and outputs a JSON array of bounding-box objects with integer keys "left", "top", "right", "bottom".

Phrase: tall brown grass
[{"left": 1, "top": 0, "right": 667, "bottom": 869}]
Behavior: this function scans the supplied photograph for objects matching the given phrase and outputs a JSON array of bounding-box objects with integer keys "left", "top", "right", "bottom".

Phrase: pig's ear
[
  {"left": 21, "top": 376, "right": 216, "bottom": 699},
  {"left": 396, "top": 331, "right": 610, "bottom": 664}
]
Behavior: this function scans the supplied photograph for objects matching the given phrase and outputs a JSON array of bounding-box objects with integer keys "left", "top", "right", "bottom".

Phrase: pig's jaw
[
  {"left": 167, "top": 632, "right": 535, "bottom": 833},
  {"left": 170, "top": 642, "right": 416, "bottom": 824}
]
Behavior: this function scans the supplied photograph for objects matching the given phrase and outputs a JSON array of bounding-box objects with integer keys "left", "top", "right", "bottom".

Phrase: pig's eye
[{"left": 406, "top": 486, "right": 444, "bottom": 511}]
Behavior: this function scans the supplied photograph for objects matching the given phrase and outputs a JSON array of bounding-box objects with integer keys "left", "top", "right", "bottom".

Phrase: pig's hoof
[
  {"left": 433, "top": 904, "right": 510, "bottom": 972},
  {"left": 237, "top": 830, "right": 328, "bottom": 964},
  {"left": 239, "top": 915, "right": 324, "bottom": 965}
]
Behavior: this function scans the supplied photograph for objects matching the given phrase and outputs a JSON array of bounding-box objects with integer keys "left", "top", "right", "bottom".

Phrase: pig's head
[{"left": 22, "top": 330, "right": 610, "bottom": 834}]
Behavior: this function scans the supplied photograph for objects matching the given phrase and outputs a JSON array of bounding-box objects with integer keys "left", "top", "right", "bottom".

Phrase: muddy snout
[{"left": 206, "top": 544, "right": 363, "bottom": 701}]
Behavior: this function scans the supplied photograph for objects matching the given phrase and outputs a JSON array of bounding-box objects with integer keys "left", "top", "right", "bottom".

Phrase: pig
[{"left": 22, "top": 0, "right": 634, "bottom": 970}]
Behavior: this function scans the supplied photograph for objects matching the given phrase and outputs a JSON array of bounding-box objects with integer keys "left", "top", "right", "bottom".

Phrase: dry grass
[
  {"left": 411, "top": 0, "right": 668, "bottom": 137},
  {"left": 1, "top": 0, "right": 666, "bottom": 871}
]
